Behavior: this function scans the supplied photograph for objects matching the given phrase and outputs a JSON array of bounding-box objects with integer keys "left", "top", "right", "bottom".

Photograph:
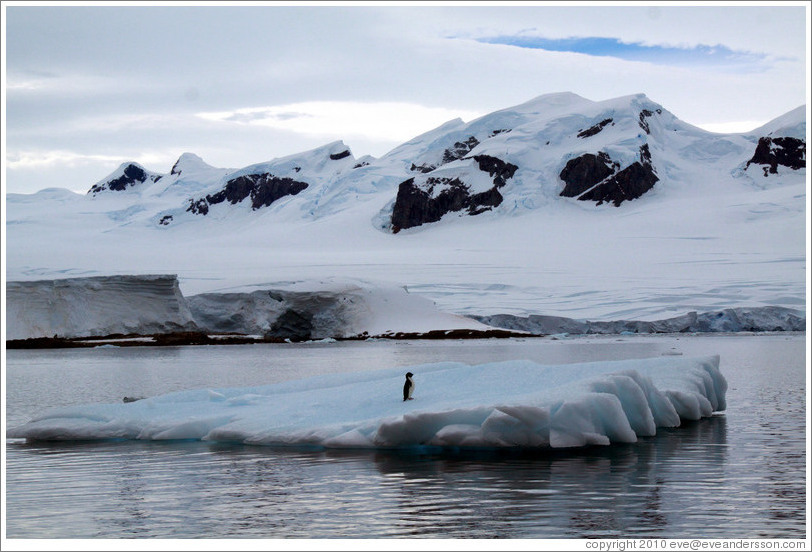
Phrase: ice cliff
[{"left": 5, "top": 274, "right": 198, "bottom": 340}]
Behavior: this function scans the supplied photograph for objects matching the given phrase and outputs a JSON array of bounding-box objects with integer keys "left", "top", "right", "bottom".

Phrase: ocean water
[{"left": 4, "top": 334, "right": 807, "bottom": 539}]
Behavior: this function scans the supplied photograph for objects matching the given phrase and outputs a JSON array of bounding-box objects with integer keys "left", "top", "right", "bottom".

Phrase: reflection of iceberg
[
  {"left": 7, "top": 356, "right": 726, "bottom": 450},
  {"left": 368, "top": 416, "right": 728, "bottom": 538}
]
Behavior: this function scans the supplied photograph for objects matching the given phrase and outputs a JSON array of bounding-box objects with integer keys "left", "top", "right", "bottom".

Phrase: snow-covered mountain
[
  {"left": 5, "top": 92, "right": 807, "bottom": 324},
  {"left": 69, "top": 92, "right": 805, "bottom": 231}
]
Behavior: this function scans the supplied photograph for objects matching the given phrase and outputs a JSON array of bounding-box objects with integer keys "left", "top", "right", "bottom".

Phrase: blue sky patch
[{"left": 475, "top": 35, "right": 767, "bottom": 71}]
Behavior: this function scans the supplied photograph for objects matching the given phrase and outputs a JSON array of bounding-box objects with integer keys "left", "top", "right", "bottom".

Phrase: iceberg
[{"left": 7, "top": 356, "right": 726, "bottom": 450}]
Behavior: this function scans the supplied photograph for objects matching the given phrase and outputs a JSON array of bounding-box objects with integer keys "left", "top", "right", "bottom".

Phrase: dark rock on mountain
[
  {"left": 442, "top": 136, "right": 480, "bottom": 164},
  {"left": 579, "top": 158, "right": 658, "bottom": 206},
  {"left": 472, "top": 155, "right": 519, "bottom": 187},
  {"left": 561, "top": 145, "right": 658, "bottom": 206},
  {"left": 410, "top": 163, "right": 437, "bottom": 173},
  {"left": 489, "top": 128, "right": 511, "bottom": 137},
  {"left": 745, "top": 136, "right": 806, "bottom": 176},
  {"left": 89, "top": 163, "right": 161, "bottom": 195},
  {"left": 329, "top": 150, "right": 352, "bottom": 160},
  {"left": 187, "top": 198, "right": 209, "bottom": 215},
  {"left": 577, "top": 118, "right": 613, "bottom": 138},
  {"left": 559, "top": 152, "right": 617, "bottom": 197},
  {"left": 187, "top": 173, "right": 309, "bottom": 214},
  {"left": 390, "top": 154, "right": 519, "bottom": 232},
  {"left": 390, "top": 176, "right": 503, "bottom": 233},
  {"left": 638, "top": 108, "right": 662, "bottom": 134}
]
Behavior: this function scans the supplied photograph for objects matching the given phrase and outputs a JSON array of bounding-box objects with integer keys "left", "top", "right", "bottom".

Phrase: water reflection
[
  {"left": 6, "top": 413, "right": 804, "bottom": 539},
  {"left": 364, "top": 415, "right": 728, "bottom": 538}
]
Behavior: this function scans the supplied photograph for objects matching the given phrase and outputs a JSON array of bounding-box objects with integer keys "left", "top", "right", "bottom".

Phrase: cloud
[
  {"left": 196, "top": 101, "right": 482, "bottom": 143},
  {"left": 5, "top": 149, "right": 174, "bottom": 174},
  {"left": 471, "top": 35, "right": 772, "bottom": 72}
]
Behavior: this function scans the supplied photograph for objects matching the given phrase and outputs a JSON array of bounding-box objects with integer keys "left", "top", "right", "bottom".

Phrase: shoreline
[
  {"left": 6, "top": 328, "right": 806, "bottom": 350},
  {"left": 5, "top": 328, "right": 534, "bottom": 349}
]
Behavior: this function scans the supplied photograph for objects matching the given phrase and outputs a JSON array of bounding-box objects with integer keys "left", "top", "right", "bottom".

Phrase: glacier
[
  {"left": 5, "top": 274, "right": 803, "bottom": 342},
  {"left": 5, "top": 275, "right": 497, "bottom": 341},
  {"left": 6, "top": 355, "right": 727, "bottom": 450},
  {"left": 5, "top": 274, "right": 198, "bottom": 340}
]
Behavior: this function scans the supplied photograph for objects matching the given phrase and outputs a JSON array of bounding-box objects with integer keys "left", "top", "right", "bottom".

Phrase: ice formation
[
  {"left": 5, "top": 274, "right": 197, "bottom": 340},
  {"left": 5, "top": 275, "right": 492, "bottom": 341},
  {"left": 7, "top": 355, "right": 727, "bottom": 450}
]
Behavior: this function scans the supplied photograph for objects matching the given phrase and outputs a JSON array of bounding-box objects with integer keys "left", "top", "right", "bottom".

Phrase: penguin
[{"left": 403, "top": 372, "right": 415, "bottom": 401}]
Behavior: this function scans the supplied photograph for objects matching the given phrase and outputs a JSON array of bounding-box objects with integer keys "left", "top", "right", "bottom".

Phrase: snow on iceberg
[{"left": 7, "top": 356, "right": 726, "bottom": 450}]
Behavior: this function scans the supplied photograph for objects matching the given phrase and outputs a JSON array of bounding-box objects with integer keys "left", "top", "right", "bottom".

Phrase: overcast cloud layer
[{"left": 3, "top": 2, "right": 808, "bottom": 194}]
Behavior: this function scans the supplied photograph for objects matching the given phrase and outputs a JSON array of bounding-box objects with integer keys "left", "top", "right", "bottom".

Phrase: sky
[{"left": 2, "top": 1, "right": 809, "bottom": 195}]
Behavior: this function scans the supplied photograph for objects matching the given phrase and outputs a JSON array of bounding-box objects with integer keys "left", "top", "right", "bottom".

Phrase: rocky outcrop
[
  {"left": 410, "top": 163, "right": 437, "bottom": 173},
  {"left": 390, "top": 155, "right": 519, "bottom": 232},
  {"left": 745, "top": 136, "right": 805, "bottom": 176},
  {"left": 89, "top": 163, "right": 162, "bottom": 195},
  {"left": 442, "top": 136, "right": 480, "bottom": 164},
  {"left": 559, "top": 152, "right": 618, "bottom": 197},
  {"left": 390, "top": 177, "right": 502, "bottom": 232},
  {"left": 638, "top": 108, "right": 662, "bottom": 134},
  {"left": 472, "top": 154, "right": 519, "bottom": 186},
  {"left": 329, "top": 149, "right": 352, "bottom": 160},
  {"left": 577, "top": 118, "right": 613, "bottom": 138},
  {"left": 579, "top": 157, "right": 658, "bottom": 206},
  {"left": 187, "top": 173, "right": 309, "bottom": 214},
  {"left": 559, "top": 145, "right": 658, "bottom": 206}
]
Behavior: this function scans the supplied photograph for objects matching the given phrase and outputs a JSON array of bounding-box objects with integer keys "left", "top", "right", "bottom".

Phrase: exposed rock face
[
  {"left": 577, "top": 118, "right": 613, "bottom": 138},
  {"left": 579, "top": 157, "right": 658, "bottom": 206},
  {"left": 390, "top": 155, "right": 519, "bottom": 232},
  {"left": 329, "top": 149, "right": 351, "bottom": 160},
  {"left": 89, "top": 163, "right": 161, "bottom": 195},
  {"left": 559, "top": 152, "right": 618, "bottom": 197},
  {"left": 638, "top": 108, "right": 662, "bottom": 134},
  {"left": 187, "top": 173, "right": 309, "bottom": 214},
  {"left": 559, "top": 145, "right": 658, "bottom": 206},
  {"left": 390, "top": 177, "right": 501, "bottom": 231},
  {"left": 745, "top": 136, "right": 806, "bottom": 176},
  {"left": 442, "top": 136, "right": 480, "bottom": 164},
  {"left": 410, "top": 163, "right": 437, "bottom": 173},
  {"left": 472, "top": 154, "right": 519, "bottom": 186}
]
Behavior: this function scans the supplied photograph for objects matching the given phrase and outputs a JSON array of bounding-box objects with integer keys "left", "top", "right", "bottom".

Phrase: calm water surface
[{"left": 4, "top": 334, "right": 807, "bottom": 539}]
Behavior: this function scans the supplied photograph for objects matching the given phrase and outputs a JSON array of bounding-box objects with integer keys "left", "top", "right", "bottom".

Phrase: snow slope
[
  {"left": 6, "top": 355, "right": 727, "bottom": 450},
  {"left": 4, "top": 92, "right": 807, "bottom": 323}
]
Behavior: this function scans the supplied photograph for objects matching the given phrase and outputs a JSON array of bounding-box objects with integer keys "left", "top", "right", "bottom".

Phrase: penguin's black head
[{"left": 405, "top": 372, "right": 413, "bottom": 378}]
